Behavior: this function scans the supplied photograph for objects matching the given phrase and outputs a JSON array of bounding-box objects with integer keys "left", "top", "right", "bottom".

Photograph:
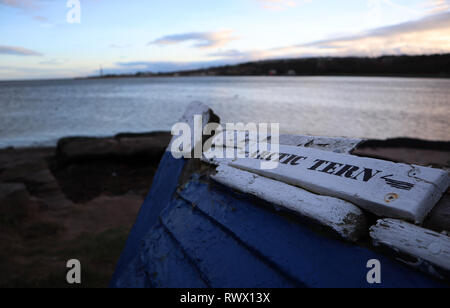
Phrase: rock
[
  {"left": 424, "top": 192, "right": 450, "bottom": 232},
  {"left": 0, "top": 147, "right": 54, "bottom": 171},
  {"left": 57, "top": 132, "right": 172, "bottom": 161},
  {"left": 353, "top": 138, "right": 450, "bottom": 168},
  {"left": 57, "top": 137, "right": 119, "bottom": 160},
  {"left": 0, "top": 160, "right": 72, "bottom": 208},
  {"left": 0, "top": 183, "right": 30, "bottom": 219},
  {"left": 117, "top": 134, "right": 170, "bottom": 158},
  {"left": 1, "top": 160, "right": 55, "bottom": 185}
]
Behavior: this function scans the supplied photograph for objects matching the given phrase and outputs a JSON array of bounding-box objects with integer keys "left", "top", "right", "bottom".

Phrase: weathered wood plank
[
  {"left": 206, "top": 132, "right": 362, "bottom": 154},
  {"left": 161, "top": 198, "right": 295, "bottom": 288},
  {"left": 230, "top": 144, "right": 450, "bottom": 223},
  {"left": 211, "top": 164, "right": 367, "bottom": 241},
  {"left": 140, "top": 221, "right": 209, "bottom": 288},
  {"left": 275, "top": 134, "right": 363, "bottom": 154},
  {"left": 177, "top": 180, "right": 446, "bottom": 288},
  {"left": 168, "top": 101, "right": 220, "bottom": 157},
  {"left": 370, "top": 219, "right": 450, "bottom": 278},
  {"left": 202, "top": 134, "right": 363, "bottom": 166}
]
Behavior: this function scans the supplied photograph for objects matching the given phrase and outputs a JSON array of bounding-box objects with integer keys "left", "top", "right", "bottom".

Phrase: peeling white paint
[
  {"left": 212, "top": 164, "right": 367, "bottom": 241},
  {"left": 206, "top": 132, "right": 362, "bottom": 154},
  {"left": 370, "top": 219, "right": 450, "bottom": 274}
]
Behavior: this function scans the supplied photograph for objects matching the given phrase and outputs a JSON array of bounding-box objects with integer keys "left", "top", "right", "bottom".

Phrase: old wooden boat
[{"left": 111, "top": 103, "right": 450, "bottom": 288}]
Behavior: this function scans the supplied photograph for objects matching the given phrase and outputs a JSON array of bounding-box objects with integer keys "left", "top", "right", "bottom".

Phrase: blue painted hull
[{"left": 111, "top": 152, "right": 447, "bottom": 288}]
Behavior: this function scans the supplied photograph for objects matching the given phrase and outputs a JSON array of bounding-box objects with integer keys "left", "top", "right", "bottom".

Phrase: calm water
[{"left": 0, "top": 76, "right": 449, "bottom": 148}]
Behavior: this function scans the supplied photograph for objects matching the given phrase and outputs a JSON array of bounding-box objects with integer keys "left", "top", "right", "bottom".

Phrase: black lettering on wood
[
  {"left": 381, "top": 175, "right": 415, "bottom": 190},
  {"left": 277, "top": 153, "right": 290, "bottom": 163},
  {"left": 257, "top": 151, "right": 270, "bottom": 160},
  {"left": 341, "top": 166, "right": 360, "bottom": 179},
  {"left": 321, "top": 162, "right": 344, "bottom": 175},
  {"left": 308, "top": 160, "right": 330, "bottom": 171},
  {"left": 282, "top": 154, "right": 299, "bottom": 165},
  {"left": 290, "top": 156, "right": 307, "bottom": 166},
  {"left": 353, "top": 169, "right": 382, "bottom": 182},
  {"left": 334, "top": 165, "right": 354, "bottom": 177}
]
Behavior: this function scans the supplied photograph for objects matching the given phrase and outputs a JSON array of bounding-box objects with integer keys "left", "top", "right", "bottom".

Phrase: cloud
[
  {"left": 423, "top": 0, "right": 450, "bottom": 14},
  {"left": 0, "top": 45, "right": 42, "bottom": 56},
  {"left": 33, "top": 15, "right": 48, "bottom": 22},
  {"left": 39, "top": 58, "right": 69, "bottom": 65},
  {"left": 106, "top": 11, "right": 450, "bottom": 76},
  {"left": 0, "top": 64, "right": 91, "bottom": 81},
  {"left": 150, "top": 30, "right": 237, "bottom": 49},
  {"left": 208, "top": 49, "right": 249, "bottom": 59},
  {"left": 255, "top": 0, "right": 311, "bottom": 11},
  {"left": 109, "top": 43, "right": 133, "bottom": 49},
  {"left": 294, "top": 11, "right": 450, "bottom": 56},
  {"left": 378, "top": 0, "right": 421, "bottom": 15},
  {"left": 213, "top": 11, "right": 450, "bottom": 61},
  {"left": 0, "top": 0, "right": 39, "bottom": 10}
]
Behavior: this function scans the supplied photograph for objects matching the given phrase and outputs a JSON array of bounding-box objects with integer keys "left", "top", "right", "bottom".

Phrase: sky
[{"left": 0, "top": 0, "right": 449, "bottom": 80}]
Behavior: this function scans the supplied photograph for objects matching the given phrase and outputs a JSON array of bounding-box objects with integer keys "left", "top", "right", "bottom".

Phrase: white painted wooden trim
[
  {"left": 229, "top": 144, "right": 449, "bottom": 223},
  {"left": 212, "top": 164, "right": 367, "bottom": 241},
  {"left": 370, "top": 219, "right": 450, "bottom": 275}
]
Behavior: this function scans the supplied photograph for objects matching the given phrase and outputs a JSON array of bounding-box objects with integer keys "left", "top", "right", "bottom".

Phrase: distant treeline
[
  {"left": 178, "top": 54, "right": 450, "bottom": 77},
  {"left": 96, "top": 54, "right": 450, "bottom": 79}
]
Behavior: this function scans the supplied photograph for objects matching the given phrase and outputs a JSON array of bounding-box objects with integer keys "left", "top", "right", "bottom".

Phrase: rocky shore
[
  {"left": 0, "top": 131, "right": 171, "bottom": 208},
  {"left": 0, "top": 132, "right": 448, "bottom": 287},
  {"left": 0, "top": 131, "right": 171, "bottom": 288}
]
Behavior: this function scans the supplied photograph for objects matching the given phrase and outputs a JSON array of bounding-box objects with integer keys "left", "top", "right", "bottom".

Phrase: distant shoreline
[
  {"left": 85, "top": 73, "right": 450, "bottom": 80},
  {"left": 2, "top": 74, "right": 450, "bottom": 83},
  {"left": 1, "top": 54, "right": 450, "bottom": 82},
  {"left": 85, "top": 54, "right": 450, "bottom": 80}
]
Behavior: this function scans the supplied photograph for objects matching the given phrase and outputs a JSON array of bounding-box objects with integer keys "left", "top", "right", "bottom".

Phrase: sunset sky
[{"left": 0, "top": 0, "right": 449, "bottom": 80}]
